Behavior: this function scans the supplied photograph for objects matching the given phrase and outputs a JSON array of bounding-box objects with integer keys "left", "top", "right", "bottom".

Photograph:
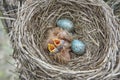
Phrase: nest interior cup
[{"left": 11, "top": 0, "right": 120, "bottom": 80}]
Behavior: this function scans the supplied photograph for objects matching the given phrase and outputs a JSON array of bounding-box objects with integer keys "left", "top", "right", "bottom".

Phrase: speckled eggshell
[
  {"left": 71, "top": 39, "right": 86, "bottom": 55},
  {"left": 57, "top": 19, "right": 74, "bottom": 32}
]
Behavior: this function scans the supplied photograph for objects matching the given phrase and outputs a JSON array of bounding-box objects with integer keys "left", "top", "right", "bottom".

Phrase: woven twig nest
[{"left": 10, "top": 0, "right": 120, "bottom": 80}]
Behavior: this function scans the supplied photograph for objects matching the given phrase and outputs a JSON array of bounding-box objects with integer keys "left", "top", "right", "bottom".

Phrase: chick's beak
[
  {"left": 53, "top": 38, "right": 61, "bottom": 46},
  {"left": 48, "top": 44, "right": 56, "bottom": 53}
]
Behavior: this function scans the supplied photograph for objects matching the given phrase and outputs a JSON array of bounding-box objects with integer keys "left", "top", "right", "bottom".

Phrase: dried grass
[{"left": 10, "top": 0, "right": 120, "bottom": 80}]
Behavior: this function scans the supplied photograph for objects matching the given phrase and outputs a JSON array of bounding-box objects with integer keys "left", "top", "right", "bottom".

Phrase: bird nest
[{"left": 10, "top": 0, "right": 120, "bottom": 80}]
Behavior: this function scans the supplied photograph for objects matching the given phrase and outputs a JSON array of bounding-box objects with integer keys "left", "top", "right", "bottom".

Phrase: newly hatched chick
[
  {"left": 44, "top": 27, "right": 72, "bottom": 64},
  {"left": 47, "top": 38, "right": 71, "bottom": 64},
  {"left": 45, "top": 27, "right": 72, "bottom": 49}
]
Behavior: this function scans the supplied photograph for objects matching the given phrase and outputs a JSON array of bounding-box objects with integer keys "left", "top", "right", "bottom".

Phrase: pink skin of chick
[{"left": 45, "top": 27, "right": 72, "bottom": 64}]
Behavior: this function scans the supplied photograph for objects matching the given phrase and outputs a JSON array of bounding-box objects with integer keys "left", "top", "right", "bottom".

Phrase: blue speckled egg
[
  {"left": 71, "top": 39, "right": 86, "bottom": 55},
  {"left": 57, "top": 19, "right": 74, "bottom": 32}
]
